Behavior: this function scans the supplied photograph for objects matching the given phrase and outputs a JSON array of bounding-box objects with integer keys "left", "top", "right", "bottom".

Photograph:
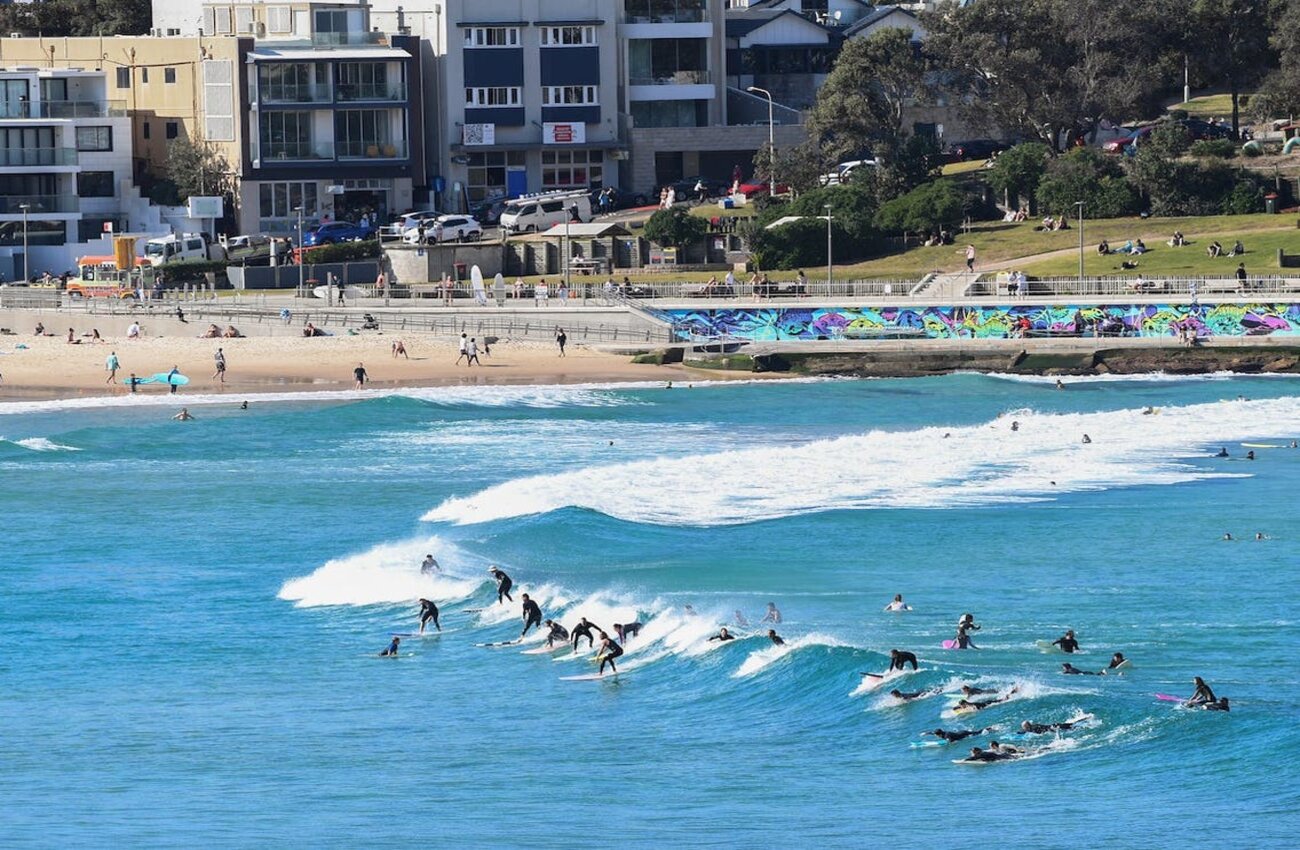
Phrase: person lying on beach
[
  {"left": 66, "top": 328, "right": 80, "bottom": 344},
  {"left": 223, "top": 325, "right": 243, "bottom": 338}
]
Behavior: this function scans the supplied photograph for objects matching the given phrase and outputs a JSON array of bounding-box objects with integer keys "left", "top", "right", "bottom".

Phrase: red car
[
  {"left": 1103, "top": 126, "right": 1153, "bottom": 154},
  {"left": 737, "top": 180, "right": 791, "bottom": 197}
]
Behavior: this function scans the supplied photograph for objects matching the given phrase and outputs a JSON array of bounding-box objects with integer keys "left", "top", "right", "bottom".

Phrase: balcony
[
  {"left": 624, "top": 0, "right": 708, "bottom": 23},
  {"left": 311, "top": 32, "right": 387, "bottom": 47},
  {"left": 0, "top": 101, "right": 126, "bottom": 119},
  {"left": 336, "top": 81, "right": 407, "bottom": 102},
  {"left": 0, "top": 148, "right": 77, "bottom": 167},
  {"left": 253, "top": 140, "right": 336, "bottom": 162},
  {"left": 629, "top": 70, "right": 711, "bottom": 85},
  {"left": 337, "top": 139, "right": 408, "bottom": 159},
  {"left": 260, "top": 83, "right": 333, "bottom": 105},
  {"left": 0, "top": 194, "right": 80, "bottom": 214}
]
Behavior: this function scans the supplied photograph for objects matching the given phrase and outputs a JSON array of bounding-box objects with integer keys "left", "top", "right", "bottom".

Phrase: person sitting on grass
[
  {"left": 1168, "top": 231, "right": 1186, "bottom": 247},
  {"left": 1229, "top": 239, "right": 1245, "bottom": 257},
  {"left": 1207, "top": 240, "right": 1223, "bottom": 258},
  {"left": 1097, "top": 240, "right": 1110, "bottom": 255}
]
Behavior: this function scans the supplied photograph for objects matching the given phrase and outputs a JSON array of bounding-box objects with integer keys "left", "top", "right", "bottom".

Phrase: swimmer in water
[
  {"left": 421, "top": 554, "right": 440, "bottom": 574},
  {"left": 1215, "top": 447, "right": 1229, "bottom": 457},
  {"left": 924, "top": 727, "right": 991, "bottom": 743},
  {"left": 767, "top": 629, "right": 785, "bottom": 646},
  {"left": 240, "top": 401, "right": 249, "bottom": 410},
  {"left": 418, "top": 598, "right": 441, "bottom": 633},
  {"left": 1223, "top": 532, "right": 1234, "bottom": 541},
  {"left": 1055, "top": 379, "right": 1065, "bottom": 390},
  {"left": 708, "top": 627, "right": 736, "bottom": 642},
  {"left": 734, "top": 609, "right": 750, "bottom": 627},
  {"left": 958, "top": 613, "right": 980, "bottom": 632},
  {"left": 1061, "top": 662, "right": 1104, "bottom": 675},
  {"left": 1051, "top": 629, "right": 1080, "bottom": 653},
  {"left": 1011, "top": 421, "right": 1020, "bottom": 432},
  {"left": 1255, "top": 532, "right": 1268, "bottom": 540},
  {"left": 172, "top": 408, "right": 194, "bottom": 421},
  {"left": 761, "top": 603, "right": 782, "bottom": 624},
  {"left": 1245, "top": 450, "right": 1255, "bottom": 460},
  {"left": 613, "top": 622, "right": 642, "bottom": 643},
  {"left": 1109, "top": 652, "right": 1128, "bottom": 670},
  {"left": 519, "top": 593, "right": 542, "bottom": 638},
  {"left": 1020, "top": 716, "right": 1087, "bottom": 734},
  {"left": 890, "top": 688, "right": 938, "bottom": 702},
  {"left": 570, "top": 617, "right": 601, "bottom": 650},
  {"left": 1187, "top": 676, "right": 1217, "bottom": 707},
  {"left": 488, "top": 566, "right": 514, "bottom": 604},
  {"left": 596, "top": 631, "right": 624, "bottom": 675},
  {"left": 544, "top": 619, "right": 569, "bottom": 647},
  {"left": 884, "top": 594, "right": 912, "bottom": 612},
  {"left": 380, "top": 636, "right": 400, "bottom": 657},
  {"left": 889, "top": 649, "right": 919, "bottom": 671},
  {"left": 1082, "top": 434, "right": 1092, "bottom": 444},
  {"left": 1142, "top": 406, "right": 1156, "bottom": 415}
]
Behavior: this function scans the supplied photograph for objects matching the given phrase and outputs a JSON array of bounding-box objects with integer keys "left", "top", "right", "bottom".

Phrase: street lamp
[
  {"left": 825, "top": 204, "right": 833, "bottom": 292},
  {"left": 564, "top": 204, "right": 578, "bottom": 291},
  {"left": 747, "top": 86, "right": 775, "bottom": 198},
  {"left": 1074, "top": 200, "right": 1085, "bottom": 286},
  {"left": 294, "top": 206, "right": 304, "bottom": 300},
  {"left": 19, "top": 202, "right": 29, "bottom": 283}
]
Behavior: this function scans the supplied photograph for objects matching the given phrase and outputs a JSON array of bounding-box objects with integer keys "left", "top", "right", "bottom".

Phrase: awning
[{"left": 247, "top": 47, "right": 411, "bottom": 62}]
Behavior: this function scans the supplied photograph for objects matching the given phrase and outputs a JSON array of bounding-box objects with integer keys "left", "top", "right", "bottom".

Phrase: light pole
[
  {"left": 1074, "top": 200, "right": 1084, "bottom": 286},
  {"left": 19, "top": 202, "right": 29, "bottom": 283},
  {"left": 825, "top": 204, "right": 833, "bottom": 292},
  {"left": 294, "top": 206, "right": 304, "bottom": 299},
  {"left": 564, "top": 204, "right": 577, "bottom": 291},
  {"left": 747, "top": 86, "right": 775, "bottom": 198}
]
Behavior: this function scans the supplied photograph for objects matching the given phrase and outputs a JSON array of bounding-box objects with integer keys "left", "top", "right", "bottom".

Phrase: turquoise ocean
[{"left": 2, "top": 373, "right": 1298, "bottom": 847}]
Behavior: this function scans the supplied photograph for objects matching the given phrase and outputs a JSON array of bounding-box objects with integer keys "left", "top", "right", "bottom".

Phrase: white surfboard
[{"left": 313, "top": 284, "right": 363, "bottom": 300}]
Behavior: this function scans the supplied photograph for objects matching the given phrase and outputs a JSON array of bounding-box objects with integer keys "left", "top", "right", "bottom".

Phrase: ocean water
[{"left": 2, "top": 373, "right": 1298, "bottom": 847}]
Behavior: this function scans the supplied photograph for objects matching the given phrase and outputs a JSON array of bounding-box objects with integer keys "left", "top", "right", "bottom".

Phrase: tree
[
  {"left": 750, "top": 218, "right": 852, "bottom": 271},
  {"left": 1190, "top": 0, "right": 1273, "bottom": 136},
  {"left": 0, "top": 0, "right": 151, "bottom": 36},
  {"left": 986, "top": 142, "right": 1050, "bottom": 210},
  {"left": 165, "top": 136, "right": 236, "bottom": 230},
  {"left": 1250, "top": 0, "right": 1300, "bottom": 119},
  {"left": 807, "top": 28, "right": 930, "bottom": 165},
  {"left": 874, "top": 180, "right": 967, "bottom": 236},
  {"left": 642, "top": 207, "right": 707, "bottom": 248},
  {"left": 1035, "top": 148, "right": 1140, "bottom": 217},
  {"left": 752, "top": 140, "right": 829, "bottom": 197},
  {"left": 779, "top": 181, "right": 881, "bottom": 249}
]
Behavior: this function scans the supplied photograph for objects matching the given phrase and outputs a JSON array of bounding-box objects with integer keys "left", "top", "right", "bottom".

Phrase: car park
[
  {"left": 302, "top": 221, "right": 376, "bottom": 246},
  {"left": 401, "top": 215, "right": 484, "bottom": 244},
  {"left": 381, "top": 210, "right": 439, "bottom": 240}
]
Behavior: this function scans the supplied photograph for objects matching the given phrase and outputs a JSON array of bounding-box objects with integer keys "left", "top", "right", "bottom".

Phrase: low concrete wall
[{"left": 385, "top": 244, "right": 506, "bottom": 284}]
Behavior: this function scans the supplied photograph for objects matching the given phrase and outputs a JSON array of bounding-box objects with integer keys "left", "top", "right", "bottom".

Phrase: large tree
[
  {"left": 1190, "top": 0, "right": 1274, "bottom": 135},
  {"left": 1254, "top": 0, "right": 1300, "bottom": 117},
  {"left": 0, "top": 0, "right": 152, "bottom": 36}
]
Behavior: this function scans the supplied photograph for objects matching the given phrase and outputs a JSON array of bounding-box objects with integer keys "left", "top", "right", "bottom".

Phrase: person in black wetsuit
[
  {"left": 1188, "top": 676, "right": 1217, "bottom": 707},
  {"left": 381, "top": 636, "right": 400, "bottom": 657},
  {"left": 889, "top": 649, "right": 919, "bottom": 671},
  {"left": 1109, "top": 652, "right": 1127, "bottom": 670},
  {"left": 1061, "top": 662, "right": 1103, "bottom": 675},
  {"left": 544, "top": 619, "right": 569, "bottom": 647},
  {"left": 1020, "top": 718, "right": 1084, "bottom": 734},
  {"left": 596, "top": 631, "right": 624, "bottom": 674},
  {"left": 418, "top": 598, "right": 441, "bottom": 633},
  {"left": 520, "top": 593, "right": 542, "bottom": 638},
  {"left": 964, "top": 746, "right": 1016, "bottom": 762},
  {"left": 955, "top": 688, "right": 1017, "bottom": 713},
  {"left": 767, "top": 629, "right": 785, "bottom": 646},
  {"left": 1214, "top": 447, "right": 1229, "bottom": 457},
  {"left": 1201, "top": 697, "right": 1231, "bottom": 712},
  {"left": 1052, "top": 630, "right": 1080, "bottom": 653},
  {"left": 488, "top": 566, "right": 513, "bottom": 604},
  {"left": 890, "top": 688, "right": 938, "bottom": 702},
  {"left": 570, "top": 617, "right": 601, "bottom": 650},
  {"left": 420, "top": 555, "right": 440, "bottom": 574},
  {"left": 959, "top": 685, "right": 996, "bottom": 698},
  {"left": 925, "top": 727, "right": 990, "bottom": 743},
  {"left": 614, "top": 622, "right": 642, "bottom": 643},
  {"left": 954, "top": 626, "right": 978, "bottom": 649},
  {"left": 708, "top": 627, "right": 736, "bottom": 642},
  {"left": 988, "top": 740, "right": 1020, "bottom": 755}
]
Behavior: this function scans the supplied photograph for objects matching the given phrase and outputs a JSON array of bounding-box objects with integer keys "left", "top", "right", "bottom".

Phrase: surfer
[
  {"left": 1082, "top": 434, "right": 1092, "bottom": 444},
  {"left": 1142, "top": 406, "right": 1155, "bottom": 415},
  {"left": 925, "top": 728, "right": 990, "bottom": 743},
  {"left": 708, "top": 627, "right": 736, "bottom": 642},
  {"left": 167, "top": 366, "right": 181, "bottom": 394},
  {"left": 959, "top": 685, "right": 997, "bottom": 698},
  {"left": 1215, "top": 447, "right": 1229, "bottom": 457},
  {"left": 1055, "top": 379, "right": 1065, "bottom": 390},
  {"left": 761, "top": 603, "right": 782, "bottom": 624},
  {"left": 488, "top": 567, "right": 513, "bottom": 604},
  {"left": 958, "top": 613, "right": 981, "bottom": 632},
  {"left": 1201, "top": 697, "right": 1231, "bottom": 712},
  {"left": 1051, "top": 630, "right": 1080, "bottom": 653},
  {"left": 1187, "top": 676, "right": 1217, "bottom": 707},
  {"left": 1109, "top": 652, "right": 1128, "bottom": 670},
  {"left": 596, "top": 631, "right": 624, "bottom": 674},
  {"left": 954, "top": 688, "right": 1017, "bottom": 713},
  {"left": 1061, "top": 662, "right": 1103, "bottom": 675},
  {"left": 172, "top": 408, "right": 194, "bottom": 421},
  {"left": 768, "top": 629, "right": 785, "bottom": 646},
  {"left": 1245, "top": 450, "right": 1255, "bottom": 460},
  {"left": 613, "top": 622, "right": 642, "bottom": 643},
  {"left": 889, "top": 649, "right": 919, "bottom": 671},
  {"left": 988, "top": 740, "right": 1020, "bottom": 754},
  {"left": 884, "top": 594, "right": 911, "bottom": 612},
  {"left": 1020, "top": 717, "right": 1085, "bottom": 734},
  {"left": 544, "top": 619, "right": 569, "bottom": 647},
  {"left": 890, "top": 688, "right": 937, "bottom": 702},
  {"left": 570, "top": 617, "right": 601, "bottom": 650},
  {"left": 421, "top": 555, "right": 440, "bottom": 574},
  {"left": 1010, "top": 421, "right": 1020, "bottom": 432},
  {"left": 1223, "top": 532, "right": 1234, "bottom": 541},
  {"left": 520, "top": 594, "right": 542, "bottom": 638},
  {"left": 953, "top": 626, "right": 978, "bottom": 650},
  {"left": 418, "top": 598, "right": 441, "bottom": 633},
  {"left": 380, "top": 636, "right": 401, "bottom": 657},
  {"left": 734, "top": 610, "right": 750, "bottom": 627},
  {"left": 963, "top": 746, "right": 1016, "bottom": 762}
]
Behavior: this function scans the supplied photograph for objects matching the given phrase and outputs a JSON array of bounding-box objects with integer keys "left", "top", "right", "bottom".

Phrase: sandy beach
[{"left": 0, "top": 330, "right": 719, "bottom": 401}]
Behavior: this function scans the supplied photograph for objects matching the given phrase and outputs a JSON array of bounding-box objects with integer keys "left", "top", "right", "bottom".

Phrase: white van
[
  {"left": 144, "top": 233, "right": 228, "bottom": 264},
  {"left": 499, "top": 190, "right": 592, "bottom": 234}
]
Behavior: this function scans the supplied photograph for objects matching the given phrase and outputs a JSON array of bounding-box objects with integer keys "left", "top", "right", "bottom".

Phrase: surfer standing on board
[
  {"left": 889, "top": 649, "right": 919, "bottom": 671},
  {"left": 570, "top": 617, "right": 600, "bottom": 650},
  {"left": 544, "top": 619, "right": 569, "bottom": 647},
  {"left": 488, "top": 567, "right": 513, "bottom": 604},
  {"left": 520, "top": 594, "right": 542, "bottom": 638},
  {"left": 421, "top": 555, "right": 440, "bottom": 574},
  {"left": 418, "top": 598, "right": 441, "bottom": 633},
  {"left": 596, "top": 631, "right": 624, "bottom": 675}
]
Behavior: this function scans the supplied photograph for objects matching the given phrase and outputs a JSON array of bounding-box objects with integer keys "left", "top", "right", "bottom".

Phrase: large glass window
[
  {"left": 258, "top": 181, "right": 319, "bottom": 218},
  {"left": 334, "top": 109, "right": 395, "bottom": 157},
  {"left": 466, "top": 87, "right": 521, "bottom": 107},
  {"left": 258, "top": 62, "right": 329, "bottom": 103},
  {"left": 336, "top": 62, "right": 400, "bottom": 101},
  {"left": 259, "top": 111, "right": 312, "bottom": 159},
  {"left": 75, "top": 126, "right": 113, "bottom": 152},
  {"left": 540, "top": 26, "right": 596, "bottom": 46},
  {"left": 463, "top": 27, "right": 520, "bottom": 47},
  {"left": 628, "top": 39, "right": 708, "bottom": 84},
  {"left": 542, "top": 149, "right": 603, "bottom": 189},
  {"left": 0, "top": 79, "right": 30, "bottom": 117},
  {"left": 623, "top": 0, "right": 706, "bottom": 23},
  {"left": 77, "top": 171, "right": 116, "bottom": 197},
  {"left": 0, "top": 220, "right": 66, "bottom": 247},
  {"left": 542, "top": 86, "right": 598, "bottom": 106},
  {"left": 630, "top": 99, "right": 707, "bottom": 128},
  {"left": 466, "top": 151, "right": 525, "bottom": 202}
]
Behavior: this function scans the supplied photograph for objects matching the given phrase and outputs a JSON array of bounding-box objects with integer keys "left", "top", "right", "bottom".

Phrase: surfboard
[
  {"left": 909, "top": 740, "right": 948, "bottom": 749},
  {"left": 1241, "top": 442, "right": 1281, "bottom": 448},
  {"left": 561, "top": 671, "right": 620, "bottom": 682},
  {"left": 152, "top": 372, "right": 190, "bottom": 385},
  {"left": 1035, "top": 639, "right": 1068, "bottom": 654},
  {"left": 952, "top": 757, "right": 1002, "bottom": 765},
  {"left": 391, "top": 632, "right": 441, "bottom": 638},
  {"left": 522, "top": 642, "right": 565, "bottom": 655},
  {"left": 474, "top": 639, "right": 521, "bottom": 648},
  {"left": 1154, "top": 693, "right": 1185, "bottom": 703},
  {"left": 1109, "top": 659, "right": 1133, "bottom": 673},
  {"left": 312, "top": 284, "right": 363, "bottom": 300},
  {"left": 942, "top": 639, "right": 959, "bottom": 650}
]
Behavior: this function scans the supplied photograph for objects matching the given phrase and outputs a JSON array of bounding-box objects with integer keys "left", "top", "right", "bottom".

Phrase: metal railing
[
  {"left": 629, "top": 70, "right": 711, "bottom": 86},
  {"left": 336, "top": 81, "right": 407, "bottom": 102},
  {"left": 0, "top": 194, "right": 79, "bottom": 214},
  {"left": 592, "top": 278, "right": 928, "bottom": 302},
  {"left": 337, "top": 139, "right": 408, "bottom": 159},
  {"left": 0, "top": 147, "right": 77, "bottom": 167},
  {"left": 623, "top": 0, "right": 708, "bottom": 23},
  {"left": 967, "top": 275, "right": 1300, "bottom": 299},
  {"left": 252, "top": 140, "right": 335, "bottom": 162},
  {"left": 259, "top": 82, "right": 332, "bottom": 104},
  {"left": 0, "top": 100, "right": 126, "bottom": 119},
  {"left": 311, "top": 32, "right": 387, "bottom": 46}
]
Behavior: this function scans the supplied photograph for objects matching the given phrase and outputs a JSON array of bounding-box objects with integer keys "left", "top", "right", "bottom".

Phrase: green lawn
[
  {"left": 688, "top": 203, "right": 757, "bottom": 220},
  {"left": 941, "top": 160, "right": 990, "bottom": 176},
  {"left": 1016, "top": 230, "right": 1297, "bottom": 278},
  {"left": 1169, "top": 93, "right": 1246, "bottom": 120}
]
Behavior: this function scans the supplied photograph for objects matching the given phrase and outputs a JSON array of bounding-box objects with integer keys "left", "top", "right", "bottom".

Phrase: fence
[
  {"left": 228, "top": 261, "right": 381, "bottom": 291},
  {"left": 605, "top": 277, "right": 931, "bottom": 302},
  {"left": 967, "top": 275, "right": 1300, "bottom": 299}
]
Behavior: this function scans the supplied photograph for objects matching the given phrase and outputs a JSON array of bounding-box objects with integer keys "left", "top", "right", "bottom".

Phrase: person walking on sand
[
  {"left": 466, "top": 337, "right": 480, "bottom": 366},
  {"left": 456, "top": 332, "right": 469, "bottom": 365},
  {"left": 105, "top": 350, "right": 120, "bottom": 384},
  {"left": 391, "top": 339, "right": 408, "bottom": 359},
  {"left": 212, "top": 347, "right": 226, "bottom": 384},
  {"left": 167, "top": 366, "right": 182, "bottom": 394},
  {"left": 556, "top": 327, "right": 567, "bottom": 357},
  {"left": 353, "top": 362, "right": 368, "bottom": 389}
]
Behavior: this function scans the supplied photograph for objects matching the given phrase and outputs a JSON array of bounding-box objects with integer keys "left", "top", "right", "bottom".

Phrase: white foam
[
  {"left": 423, "top": 397, "right": 1300, "bottom": 527},
  {"left": 982, "top": 370, "right": 1300, "bottom": 385},
  {"left": 1, "top": 437, "right": 81, "bottom": 451},
  {"left": 732, "top": 632, "right": 845, "bottom": 679},
  {"left": 277, "top": 535, "right": 481, "bottom": 608}
]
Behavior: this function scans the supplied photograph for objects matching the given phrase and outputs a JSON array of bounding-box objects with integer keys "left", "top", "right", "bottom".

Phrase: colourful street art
[{"left": 665, "top": 304, "right": 1300, "bottom": 341}]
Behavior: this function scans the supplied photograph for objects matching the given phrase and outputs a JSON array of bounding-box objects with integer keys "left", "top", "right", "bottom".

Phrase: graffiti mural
[{"left": 666, "top": 304, "right": 1300, "bottom": 341}]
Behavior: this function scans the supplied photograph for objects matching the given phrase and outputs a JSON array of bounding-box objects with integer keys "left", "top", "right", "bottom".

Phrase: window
[
  {"left": 334, "top": 109, "right": 394, "bottom": 157},
  {"left": 540, "top": 25, "right": 596, "bottom": 46},
  {"left": 164, "top": 67, "right": 177, "bottom": 85},
  {"left": 77, "top": 171, "right": 116, "bottom": 198},
  {"left": 165, "top": 121, "right": 179, "bottom": 140},
  {"left": 75, "top": 126, "right": 112, "bottom": 152},
  {"left": 542, "top": 149, "right": 603, "bottom": 189},
  {"left": 258, "top": 181, "right": 319, "bottom": 221},
  {"left": 466, "top": 150, "right": 525, "bottom": 202},
  {"left": 314, "top": 10, "right": 349, "bottom": 35},
  {"left": 79, "top": 218, "right": 123, "bottom": 242},
  {"left": 141, "top": 67, "right": 149, "bottom": 84},
  {"left": 465, "top": 87, "right": 521, "bottom": 107},
  {"left": 235, "top": 5, "right": 254, "bottom": 33},
  {"left": 0, "top": 220, "right": 64, "bottom": 246},
  {"left": 267, "top": 6, "right": 291, "bottom": 32},
  {"left": 166, "top": 28, "right": 180, "bottom": 36},
  {"left": 259, "top": 111, "right": 312, "bottom": 158},
  {"left": 116, "top": 67, "right": 130, "bottom": 88},
  {"left": 216, "top": 6, "right": 233, "bottom": 33},
  {"left": 463, "top": 27, "right": 520, "bottom": 48},
  {"left": 142, "top": 122, "right": 150, "bottom": 140},
  {"left": 542, "top": 86, "right": 598, "bottom": 106}
]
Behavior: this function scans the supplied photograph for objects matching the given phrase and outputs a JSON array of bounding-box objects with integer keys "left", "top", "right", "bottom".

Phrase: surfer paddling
[
  {"left": 1061, "top": 662, "right": 1104, "bottom": 675},
  {"left": 924, "top": 727, "right": 991, "bottom": 743},
  {"left": 708, "top": 627, "right": 737, "bottom": 642},
  {"left": 1020, "top": 716, "right": 1089, "bottom": 734}
]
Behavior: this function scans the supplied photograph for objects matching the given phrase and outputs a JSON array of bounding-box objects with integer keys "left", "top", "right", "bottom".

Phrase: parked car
[
  {"left": 381, "top": 210, "right": 439, "bottom": 240},
  {"left": 470, "top": 197, "right": 508, "bottom": 225},
  {"left": 1177, "top": 118, "right": 1234, "bottom": 140},
  {"left": 669, "top": 176, "right": 730, "bottom": 201},
  {"left": 819, "top": 159, "right": 877, "bottom": 186},
  {"left": 737, "top": 179, "right": 792, "bottom": 197},
  {"left": 944, "top": 139, "right": 1013, "bottom": 162},
  {"left": 499, "top": 190, "right": 592, "bottom": 233},
  {"left": 401, "top": 214, "right": 484, "bottom": 244},
  {"left": 1103, "top": 125, "right": 1154, "bottom": 153},
  {"left": 591, "top": 186, "right": 650, "bottom": 213},
  {"left": 302, "top": 221, "right": 376, "bottom": 246}
]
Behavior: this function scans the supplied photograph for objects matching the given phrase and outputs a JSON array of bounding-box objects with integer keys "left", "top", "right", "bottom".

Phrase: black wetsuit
[
  {"left": 894, "top": 690, "right": 927, "bottom": 701},
  {"left": 1053, "top": 635, "right": 1080, "bottom": 653},
  {"left": 615, "top": 622, "right": 642, "bottom": 642},
  {"left": 708, "top": 632, "right": 736, "bottom": 642},
  {"left": 599, "top": 639, "right": 624, "bottom": 674},
  {"left": 1062, "top": 664, "right": 1100, "bottom": 675},
  {"left": 955, "top": 629, "right": 978, "bottom": 650},
  {"left": 419, "top": 600, "right": 441, "bottom": 632},
  {"left": 958, "top": 698, "right": 1001, "bottom": 712},
  {"left": 571, "top": 620, "right": 599, "bottom": 649},
  {"left": 521, "top": 599, "right": 542, "bottom": 635},
  {"left": 1022, "top": 721, "right": 1074, "bottom": 734},
  {"left": 1108, "top": 656, "right": 1126, "bottom": 670},
  {"left": 890, "top": 651, "right": 919, "bottom": 671},
  {"left": 1190, "top": 683, "right": 1217, "bottom": 705},
  {"left": 546, "top": 622, "right": 569, "bottom": 646},
  {"left": 966, "top": 750, "right": 1015, "bottom": 762},
  {"left": 935, "top": 729, "right": 982, "bottom": 743},
  {"left": 769, "top": 633, "right": 785, "bottom": 646},
  {"left": 491, "top": 570, "right": 514, "bottom": 603}
]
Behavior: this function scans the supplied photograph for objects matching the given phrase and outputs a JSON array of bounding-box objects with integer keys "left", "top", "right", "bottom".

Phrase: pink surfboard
[{"left": 942, "top": 639, "right": 959, "bottom": 650}]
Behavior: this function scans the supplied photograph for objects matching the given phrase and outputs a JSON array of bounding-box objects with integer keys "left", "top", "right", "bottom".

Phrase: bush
[
  {"left": 765, "top": 181, "right": 881, "bottom": 252},
  {"left": 1224, "top": 179, "right": 1266, "bottom": 215},
  {"left": 986, "top": 142, "right": 1050, "bottom": 206},
  {"left": 302, "top": 239, "right": 380, "bottom": 264},
  {"left": 642, "top": 207, "right": 708, "bottom": 248},
  {"left": 874, "top": 180, "right": 967, "bottom": 236},
  {"left": 1190, "top": 139, "right": 1237, "bottom": 159},
  {"left": 159, "top": 259, "right": 229, "bottom": 283},
  {"left": 1036, "top": 148, "right": 1141, "bottom": 218},
  {"left": 750, "top": 217, "right": 852, "bottom": 270}
]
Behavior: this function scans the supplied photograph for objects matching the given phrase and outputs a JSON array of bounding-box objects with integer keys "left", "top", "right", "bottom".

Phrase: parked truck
[{"left": 144, "top": 232, "right": 228, "bottom": 265}]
